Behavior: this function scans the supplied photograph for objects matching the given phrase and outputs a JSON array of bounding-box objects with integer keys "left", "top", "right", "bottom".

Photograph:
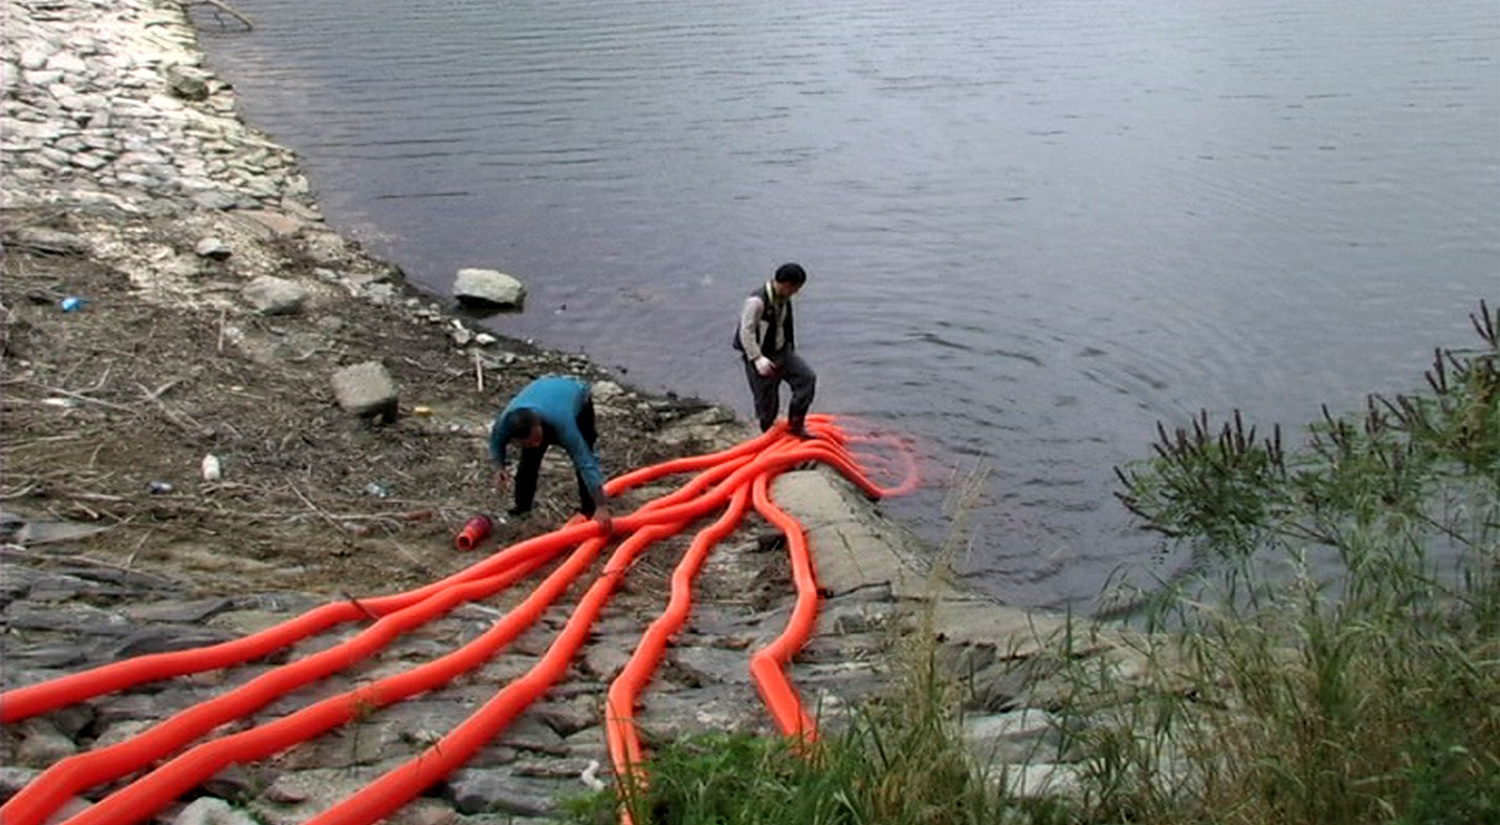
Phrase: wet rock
[{"left": 453, "top": 268, "right": 525, "bottom": 309}]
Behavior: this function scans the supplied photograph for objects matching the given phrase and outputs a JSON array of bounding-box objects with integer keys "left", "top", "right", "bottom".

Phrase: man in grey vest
[{"left": 732, "top": 262, "right": 817, "bottom": 438}]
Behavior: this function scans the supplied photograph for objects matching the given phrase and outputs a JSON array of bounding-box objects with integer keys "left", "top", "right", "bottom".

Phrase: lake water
[{"left": 194, "top": 0, "right": 1499, "bottom": 612}]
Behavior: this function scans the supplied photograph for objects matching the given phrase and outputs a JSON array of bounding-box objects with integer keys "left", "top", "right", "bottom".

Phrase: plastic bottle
[
  {"left": 454, "top": 514, "right": 493, "bottom": 551},
  {"left": 201, "top": 454, "right": 222, "bottom": 482}
]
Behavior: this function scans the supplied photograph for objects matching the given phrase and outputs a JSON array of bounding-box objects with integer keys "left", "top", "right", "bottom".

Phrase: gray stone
[
  {"left": 46, "top": 52, "right": 87, "bottom": 75},
  {"left": 668, "top": 645, "right": 752, "bottom": 686},
  {"left": 452, "top": 268, "right": 525, "bottom": 309},
  {"left": 191, "top": 189, "right": 242, "bottom": 211},
  {"left": 234, "top": 209, "right": 304, "bottom": 238},
  {"left": 992, "top": 761, "right": 1084, "bottom": 800},
  {"left": 634, "top": 686, "right": 764, "bottom": 745},
  {"left": 92, "top": 693, "right": 162, "bottom": 727},
  {"left": 383, "top": 798, "right": 458, "bottom": 825},
  {"left": 497, "top": 714, "right": 566, "bottom": 755},
  {"left": 19, "top": 46, "right": 54, "bottom": 71},
  {"left": 15, "top": 717, "right": 78, "bottom": 767},
  {"left": 530, "top": 697, "right": 598, "bottom": 737},
  {"left": 198, "top": 763, "right": 264, "bottom": 803},
  {"left": 8, "top": 645, "right": 88, "bottom": 670},
  {"left": 0, "top": 766, "right": 40, "bottom": 800},
  {"left": 581, "top": 640, "right": 631, "bottom": 682},
  {"left": 241, "top": 275, "right": 308, "bottom": 315},
  {"left": 964, "top": 709, "right": 1064, "bottom": 766},
  {"left": 172, "top": 797, "right": 259, "bottom": 825},
  {"left": 121, "top": 597, "right": 233, "bottom": 624},
  {"left": 194, "top": 236, "right": 231, "bottom": 259},
  {"left": 329, "top": 360, "right": 399, "bottom": 421},
  {"left": 113, "top": 625, "right": 236, "bottom": 657},
  {"left": 275, "top": 719, "right": 408, "bottom": 770},
  {"left": 445, "top": 769, "right": 555, "bottom": 817},
  {"left": 9, "top": 226, "right": 89, "bottom": 255},
  {"left": 13, "top": 525, "right": 110, "bottom": 549},
  {"left": 253, "top": 769, "right": 377, "bottom": 825}
]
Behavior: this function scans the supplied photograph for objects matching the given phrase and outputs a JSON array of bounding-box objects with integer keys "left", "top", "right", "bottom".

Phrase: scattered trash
[
  {"left": 201, "top": 454, "right": 222, "bottom": 482},
  {"left": 581, "top": 759, "right": 606, "bottom": 791},
  {"left": 364, "top": 482, "right": 389, "bottom": 498},
  {"left": 455, "top": 514, "right": 493, "bottom": 551},
  {"left": 60, "top": 296, "right": 86, "bottom": 312},
  {"left": 147, "top": 481, "right": 173, "bottom": 495},
  {"left": 412, "top": 406, "right": 433, "bottom": 417}
]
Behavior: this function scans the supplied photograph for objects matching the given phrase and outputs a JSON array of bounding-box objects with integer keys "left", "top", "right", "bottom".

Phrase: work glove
[{"left": 754, "top": 356, "right": 776, "bottom": 377}]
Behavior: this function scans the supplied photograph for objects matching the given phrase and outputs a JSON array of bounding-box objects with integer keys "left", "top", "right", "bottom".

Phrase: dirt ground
[{"left": 0, "top": 205, "right": 733, "bottom": 600}]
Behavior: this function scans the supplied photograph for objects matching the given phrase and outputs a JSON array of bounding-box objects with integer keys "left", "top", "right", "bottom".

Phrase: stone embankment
[{"left": 1, "top": 1, "right": 1153, "bottom": 821}]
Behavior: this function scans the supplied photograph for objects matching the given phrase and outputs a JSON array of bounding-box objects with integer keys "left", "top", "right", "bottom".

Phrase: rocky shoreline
[{"left": 1, "top": 1, "right": 1136, "bottom": 821}]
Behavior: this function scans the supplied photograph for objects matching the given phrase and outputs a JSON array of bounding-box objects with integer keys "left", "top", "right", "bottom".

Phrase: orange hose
[
  {"left": 602, "top": 428, "right": 920, "bottom": 822},
  {"left": 606, "top": 483, "right": 754, "bottom": 787},
  {"left": 747, "top": 468, "right": 821, "bottom": 741},
  {"left": 4, "top": 543, "right": 580, "bottom": 825},
  {"left": 0, "top": 436, "right": 779, "bottom": 722},
  {"left": 303, "top": 522, "right": 682, "bottom": 825},
  {"left": 0, "top": 415, "right": 920, "bottom": 825}
]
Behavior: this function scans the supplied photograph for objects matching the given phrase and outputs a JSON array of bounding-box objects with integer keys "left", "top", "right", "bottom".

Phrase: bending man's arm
[{"left": 556, "top": 426, "right": 607, "bottom": 510}]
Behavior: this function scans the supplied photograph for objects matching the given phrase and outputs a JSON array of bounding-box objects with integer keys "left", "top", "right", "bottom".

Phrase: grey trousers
[{"left": 743, "top": 350, "right": 817, "bottom": 432}]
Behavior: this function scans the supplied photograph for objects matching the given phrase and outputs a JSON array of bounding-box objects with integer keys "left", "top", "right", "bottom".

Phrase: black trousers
[
  {"left": 743, "top": 350, "right": 816, "bottom": 432},
  {"left": 513, "top": 397, "right": 599, "bottom": 515}
]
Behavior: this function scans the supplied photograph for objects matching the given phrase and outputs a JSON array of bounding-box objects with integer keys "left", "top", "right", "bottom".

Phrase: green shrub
[{"left": 1079, "top": 300, "right": 1500, "bottom": 825}]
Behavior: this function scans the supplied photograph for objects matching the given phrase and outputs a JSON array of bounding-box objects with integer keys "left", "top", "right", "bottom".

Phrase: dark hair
[
  {"left": 773, "top": 263, "right": 807, "bottom": 285},
  {"left": 511, "top": 408, "right": 540, "bottom": 435}
]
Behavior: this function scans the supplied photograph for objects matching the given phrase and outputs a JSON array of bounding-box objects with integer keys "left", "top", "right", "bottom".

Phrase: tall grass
[{"left": 1072, "top": 301, "right": 1500, "bottom": 824}]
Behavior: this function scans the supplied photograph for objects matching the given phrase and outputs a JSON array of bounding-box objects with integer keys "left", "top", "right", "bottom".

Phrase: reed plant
[{"left": 1064, "top": 300, "right": 1500, "bottom": 824}]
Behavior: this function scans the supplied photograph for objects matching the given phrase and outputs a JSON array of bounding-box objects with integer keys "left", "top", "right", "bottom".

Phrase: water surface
[{"left": 195, "top": 0, "right": 1500, "bottom": 611}]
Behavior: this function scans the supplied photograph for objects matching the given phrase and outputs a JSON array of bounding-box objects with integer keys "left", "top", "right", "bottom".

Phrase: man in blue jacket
[{"left": 489, "top": 375, "right": 610, "bottom": 530}]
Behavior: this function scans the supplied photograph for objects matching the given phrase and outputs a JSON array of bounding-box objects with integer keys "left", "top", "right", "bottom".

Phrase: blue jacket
[{"left": 489, "top": 376, "right": 605, "bottom": 499}]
